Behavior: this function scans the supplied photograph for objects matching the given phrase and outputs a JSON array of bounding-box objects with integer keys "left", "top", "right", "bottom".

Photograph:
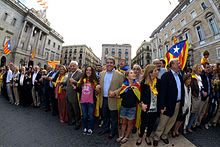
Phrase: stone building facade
[
  {"left": 131, "top": 40, "right": 152, "bottom": 69},
  {"left": 150, "top": 0, "right": 220, "bottom": 67},
  {"left": 101, "top": 44, "right": 131, "bottom": 67},
  {"left": 61, "top": 45, "right": 101, "bottom": 69},
  {"left": 0, "top": 0, "right": 64, "bottom": 68}
]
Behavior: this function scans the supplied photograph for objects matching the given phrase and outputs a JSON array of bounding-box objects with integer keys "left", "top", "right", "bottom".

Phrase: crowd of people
[{"left": 0, "top": 50, "right": 220, "bottom": 146}]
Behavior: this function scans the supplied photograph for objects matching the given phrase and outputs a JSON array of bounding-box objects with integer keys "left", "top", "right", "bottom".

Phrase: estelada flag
[
  {"left": 40, "top": 2, "right": 47, "bottom": 5},
  {"left": 4, "top": 39, "right": 12, "bottom": 55},
  {"left": 48, "top": 61, "right": 60, "bottom": 68},
  {"left": 173, "top": 36, "right": 177, "bottom": 44},
  {"left": 32, "top": 48, "right": 36, "bottom": 59},
  {"left": 165, "top": 39, "right": 189, "bottom": 70}
]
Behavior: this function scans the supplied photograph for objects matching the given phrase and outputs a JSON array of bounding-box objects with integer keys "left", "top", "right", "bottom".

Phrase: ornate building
[
  {"left": 0, "top": 0, "right": 64, "bottom": 68},
  {"left": 131, "top": 40, "right": 152, "bottom": 69},
  {"left": 101, "top": 44, "right": 131, "bottom": 67},
  {"left": 61, "top": 45, "right": 100, "bottom": 69},
  {"left": 150, "top": 0, "right": 220, "bottom": 67}
]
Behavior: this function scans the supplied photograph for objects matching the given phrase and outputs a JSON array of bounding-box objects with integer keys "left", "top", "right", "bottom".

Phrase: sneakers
[
  {"left": 83, "top": 128, "right": 87, "bottom": 135},
  {"left": 87, "top": 129, "right": 93, "bottom": 135},
  {"left": 83, "top": 128, "right": 93, "bottom": 135}
]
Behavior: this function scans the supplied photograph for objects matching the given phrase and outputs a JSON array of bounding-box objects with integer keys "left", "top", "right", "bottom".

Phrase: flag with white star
[
  {"left": 165, "top": 39, "right": 189, "bottom": 70},
  {"left": 3, "top": 39, "right": 12, "bottom": 55}
]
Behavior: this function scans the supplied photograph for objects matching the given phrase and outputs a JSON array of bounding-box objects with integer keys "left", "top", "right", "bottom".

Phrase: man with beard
[{"left": 96, "top": 64, "right": 102, "bottom": 79}]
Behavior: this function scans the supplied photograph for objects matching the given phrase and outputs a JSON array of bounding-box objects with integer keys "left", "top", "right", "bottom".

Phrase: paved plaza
[{"left": 0, "top": 96, "right": 220, "bottom": 147}]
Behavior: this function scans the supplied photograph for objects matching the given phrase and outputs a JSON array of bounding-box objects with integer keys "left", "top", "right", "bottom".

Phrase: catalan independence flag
[
  {"left": 48, "top": 61, "right": 60, "bottom": 68},
  {"left": 165, "top": 39, "right": 189, "bottom": 70},
  {"left": 118, "top": 66, "right": 130, "bottom": 75},
  {"left": 119, "top": 80, "right": 141, "bottom": 130},
  {"left": 4, "top": 39, "right": 12, "bottom": 55}
]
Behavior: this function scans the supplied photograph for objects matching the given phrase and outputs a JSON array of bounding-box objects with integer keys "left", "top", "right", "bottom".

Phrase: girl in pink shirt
[{"left": 76, "top": 66, "right": 98, "bottom": 135}]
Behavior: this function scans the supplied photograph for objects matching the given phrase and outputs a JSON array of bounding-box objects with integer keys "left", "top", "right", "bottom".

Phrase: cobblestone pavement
[
  {"left": 0, "top": 96, "right": 120, "bottom": 147},
  {"left": 185, "top": 125, "right": 220, "bottom": 147}
]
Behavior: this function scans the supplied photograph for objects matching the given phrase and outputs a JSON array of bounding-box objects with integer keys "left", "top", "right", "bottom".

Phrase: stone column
[
  {"left": 16, "top": 20, "right": 27, "bottom": 49},
  {"left": 42, "top": 34, "right": 48, "bottom": 57},
  {"left": 35, "top": 30, "right": 42, "bottom": 55},
  {"left": 26, "top": 24, "right": 35, "bottom": 52}
]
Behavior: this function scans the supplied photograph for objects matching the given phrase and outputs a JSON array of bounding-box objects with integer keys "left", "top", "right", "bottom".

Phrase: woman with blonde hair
[
  {"left": 136, "top": 64, "right": 160, "bottom": 146},
  {"left": 53, "top": 65, "right": 68, "bottom": 123},
  {"left": 116, "top": 69, "right": 141, "bottom": 144},
  {"left": 185, "top": 64, "right": 202, "bottom": 132}
]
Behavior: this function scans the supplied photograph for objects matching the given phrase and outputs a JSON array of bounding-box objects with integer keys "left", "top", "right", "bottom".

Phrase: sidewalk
[{"left": 121, "top": 132, "right": 196, "bottom": 147}]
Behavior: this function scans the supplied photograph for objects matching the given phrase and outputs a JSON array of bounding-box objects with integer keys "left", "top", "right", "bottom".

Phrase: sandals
[
  {"left": 188, "top": 129, "right": 193, "bottom": 133},
  {"left": 116, "top": 136, "right": 123, "bottom": 143},
  {"left": 120, "top": 137, "right": 128, "bottom": 144}
]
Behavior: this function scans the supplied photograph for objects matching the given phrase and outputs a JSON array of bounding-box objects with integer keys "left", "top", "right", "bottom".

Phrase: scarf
[
  {"left": 149, "top": 78, "right": 158, "bottom": 97},
  {"left": 118, "top": 66, "right": 130, "bottom": 74},
  {"left": 120, "top": 80, "right": 141, "bottom": 99},
  {"left": 77, "top": 78, "right": 97, "bottom": 89},
  {"left": 192, "top": 74, "right": 203, "bottom": 91},
  {"left": 119, "top": 80, "right": 141, "bottom": 131},
  {"left": 201, "top": 57, "right": 209, "bottom": 65},
  {"left": 29, "top": 72, "right": 31, "bottom": 78},
  {"left": 55, "top": 74, "right": 66, "bottom": 94}
]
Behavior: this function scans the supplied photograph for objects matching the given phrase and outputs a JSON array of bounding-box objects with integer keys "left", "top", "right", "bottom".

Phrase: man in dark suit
[
  {"left": 18, "top": 66, "right": 27, "bottom": 106},
  {"left": 48, "top": 63, "right": 60, "bottom": 116},
  {"left": 25, "top": 66, "right": 34, "bottom": 106},
  {"left": 62, "top": 61, "right": 82, "bottom": 129},
  {"left": 43, "top": 65, "right": 54, "bottom": 111},
  {"left": 153, "top": 58, "right": 184, "bottom": 146},
  {"left": 197, "top": 62, "right": 212, "bottom": 127},
  {"left": 31, "top": 66, "right": 42, "bottom": 107}
]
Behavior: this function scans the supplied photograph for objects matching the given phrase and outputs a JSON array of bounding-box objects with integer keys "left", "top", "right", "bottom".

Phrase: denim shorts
[{"left": 120, "top": 106, "right": 136, "bottom": 120}]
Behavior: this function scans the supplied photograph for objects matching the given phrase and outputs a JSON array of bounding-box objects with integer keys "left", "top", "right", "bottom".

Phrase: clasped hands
[{"left": 95, "top": 85, "right": 116, "bottom": 98}]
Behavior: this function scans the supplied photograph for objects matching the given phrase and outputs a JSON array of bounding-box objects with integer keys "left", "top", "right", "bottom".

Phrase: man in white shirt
[
  {"left": 32, "top": 66, "right": 41, "bottom": 107},
  {"left": 6, "top": 65, "right": 14, "bottom": 104}
]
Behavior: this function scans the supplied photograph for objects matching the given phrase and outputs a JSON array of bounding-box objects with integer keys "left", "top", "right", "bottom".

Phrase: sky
[{"left": 24, "top": 0, "right": 179, "bottom": 59}]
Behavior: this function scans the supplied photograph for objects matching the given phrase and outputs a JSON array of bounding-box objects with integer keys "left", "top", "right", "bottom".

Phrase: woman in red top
[{"left": 54, "top": 65, "right": 68, "bottom": 123}]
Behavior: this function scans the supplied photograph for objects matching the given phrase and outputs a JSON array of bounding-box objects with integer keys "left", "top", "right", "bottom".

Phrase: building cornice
[{"left": 150, "top": 0, "right": 191, "bottom": 38}]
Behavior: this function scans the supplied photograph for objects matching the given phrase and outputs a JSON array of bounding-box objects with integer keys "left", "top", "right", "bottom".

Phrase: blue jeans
[
  {"left": 186, "top": 113, "right": 195, "bottom": 130},
  {"left": 81, "top": 103, "right": 95, "bottom": 130}
]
